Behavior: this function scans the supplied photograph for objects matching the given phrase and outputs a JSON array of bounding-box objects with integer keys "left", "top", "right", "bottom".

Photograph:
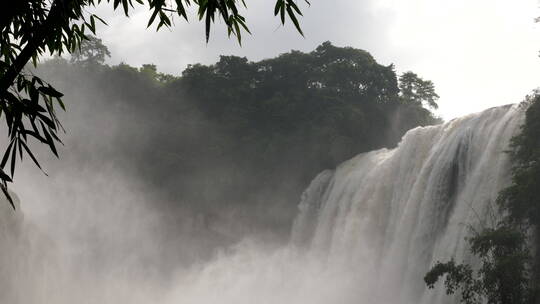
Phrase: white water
[
  {"left": 166, "top": 104, "right": 524, "bottom": 304},
  {"left": 0, "top": 104, "right": 525, "bottom": 304}
]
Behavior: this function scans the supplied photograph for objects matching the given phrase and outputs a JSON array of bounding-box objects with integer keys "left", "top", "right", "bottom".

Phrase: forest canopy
[{"left": 35, "top": 40, "right": 441, "bottom": 236}]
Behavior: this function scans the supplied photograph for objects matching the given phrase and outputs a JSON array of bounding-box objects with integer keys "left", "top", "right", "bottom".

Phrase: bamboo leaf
[
  {"left": 1, "top": 140, "right": 14, "bottom": 169},
  {"left": 10, "top": 140, "right": 17, "bottom": 178},
  {"left": 286, "top": 6, "right": 303, "bottom": 36},
  {"left": 38, "top": 86, "right": 64, "bottom": 98},
  {"left": 148, "top": 9, "right": 160, "bottom": 28},
  {"left": 1, "top": 183, "right": 15, "bottom": 210},
  {"left": 288, "top": 1, "right": 302, "bottom": 15},
  {"left": 0, "top": 169, "right": 12, "bottom": 183},
  {"left": 274, "top": 0, "right": 281, "bottom": 15},
  {"left": 234, "top": 20, "right": 242, "bottom": 45},
  {"left": 20, "top": 140, "right": 43, "bottom": 171},
  {"left": 122, "top": 0, "right": 130, "bottom": 16},
  {"left": 280, "top": 2, "right": 286, "bottom": 24}
]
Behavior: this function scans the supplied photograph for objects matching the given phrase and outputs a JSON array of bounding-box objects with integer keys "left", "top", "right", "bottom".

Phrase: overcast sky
[{"left": 92, "top": 0, "right": 540, "bottom": 120}]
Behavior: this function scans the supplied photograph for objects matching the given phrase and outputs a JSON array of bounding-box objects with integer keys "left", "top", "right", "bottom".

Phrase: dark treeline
[{"left": 35, "top": 40, "right": 440, "bottom": 241}]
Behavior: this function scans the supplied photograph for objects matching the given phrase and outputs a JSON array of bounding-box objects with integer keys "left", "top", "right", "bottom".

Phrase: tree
[
  {"left": 0, "top": 0, "right": 308, "bottom": 208},
  {"left": 424, "top": 226, "right": 531, "bottom": 304},
  {"left": 70, "top": 35, "right": 111, "bottom": 65},
  {"left": 399, "top": 71, "right": 439, "bottom": 109}
]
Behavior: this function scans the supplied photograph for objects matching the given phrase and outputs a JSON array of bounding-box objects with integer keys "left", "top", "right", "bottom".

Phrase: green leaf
[
  {"left": 56, "top": 98, "right": 66, "bottom": 111},
  {"left": 288, "top": 1, "right": 302, "bottom": 15},
  {"left": 274, "top": 0, "right": 282, "bottom": 15},
  {"left": 29, "top": 86, "right": 39, "bottom": 103},
  {"left": 89, "top": 16, "right": 96, "bottom": 32},
  {"left": 42, "top": 126, "right": 59, "bottom": 158},
  {"left": 93, "top": 15, "right": 108, "bottom": 26},
  {"left": 175, "top": 0, "right": 189, "bottom": 20},
  {"left": 148, "top": 9, "right": 160, "bottom": 28},
  {"left": 1, "top": 183, "right": 15, "bottom": 210},
  {"left": 36, "top": 113, "right": 56, "bottom": 130},
  {"left": 20, "top": 140, "right": 43, "bottom": 171},
  {"left": 17, "top": 138, "right": 23, "bottom": 160},
  {"left": 122, "top": 0, "right": 130, "bottom": 16},
  {"left": 10, "top": 140, "right": 17, "bottom": 178},
  {"left": 233, "top": 20, "right": 242, "bottom": 45},
  {"left": 1, "top": 140, "right": 14, "bottom": 169},
  {"left": 0, "top": 169, "right": 12, "bottom": 183},
  {"left": 236, "top": 16, "right": 251, "bottom": 34},
  {"left": 286, "top": 6, "right": 303, "bottom": 36},
  {"left": 205, "top": 9, "right": 211, "bottom": 42},
  {"left": 22, "top": 130, "right": 47, "bottom": 144},
  {"left": 39, "top": 86, "right": 64, "bottom": 98},
  {"left": 280, "top": 1, "right": 286, "bottom": 23}
]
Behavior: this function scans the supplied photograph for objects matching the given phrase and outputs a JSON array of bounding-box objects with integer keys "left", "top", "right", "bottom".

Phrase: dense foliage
[
  {"left": 425, "top": 227, "right": 531, "bottom": 304},
  {"left": 425, "top": 93, "right": 540, "bottom": 304},
  {"left": 500, "top": 93, "right": 540, "bottom": 228},
  {"left": 35, "top": 40, "right": 440, "bottom": 237}
]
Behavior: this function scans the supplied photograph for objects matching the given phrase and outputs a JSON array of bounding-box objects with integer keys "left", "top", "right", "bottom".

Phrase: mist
[{"left": 0, "top": 40, "right": 527, "bottom": 304}]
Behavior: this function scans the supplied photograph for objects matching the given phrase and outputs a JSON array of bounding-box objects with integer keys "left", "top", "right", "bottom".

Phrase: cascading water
[
  {"left": 0, "top": 104, "right": 525, "bottom": 304},
  {"left": 167, "top": 104, "right": 525, "bottom": 304},
  {"left": 290, "top": 103, "right": 524, "bottom": 304}
]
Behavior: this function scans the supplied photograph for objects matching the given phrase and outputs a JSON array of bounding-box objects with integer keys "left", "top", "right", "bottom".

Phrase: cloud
[
  {"left": 376, "top": 0, "right": 540, "bottom": 119},
  {"left": 92, "top": 1, "right": 392, "bottom": 70}
]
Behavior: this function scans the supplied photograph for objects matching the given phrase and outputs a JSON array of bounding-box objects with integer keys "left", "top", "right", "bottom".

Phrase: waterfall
[
  {"left": 291, "top": 103, "right": 523, "bottom": 303},
  {"left": 168, "top": 104, "right": 524, "bottom": 304},
  {"left": 1, "top": 104, "right": 525, "bottom": 304}
]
